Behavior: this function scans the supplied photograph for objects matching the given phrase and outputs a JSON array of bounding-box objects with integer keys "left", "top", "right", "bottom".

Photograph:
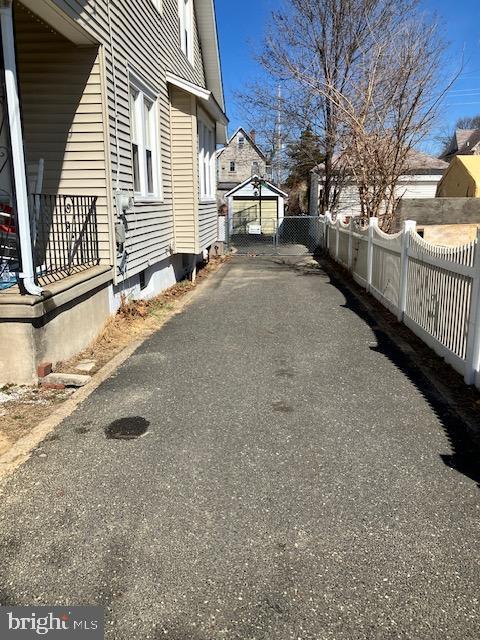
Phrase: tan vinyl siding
[
  {"left": 170, "top": 87, "right": 198, "bottom": 253},
  {"left": 46, "top": 0, "right": 207, "bottom": 278},
  {"left": 25, "top": 0, "right": 214, "bottom": 277},
  {"left": 15, "top": 2, "right": 111, "bottom": 261}
]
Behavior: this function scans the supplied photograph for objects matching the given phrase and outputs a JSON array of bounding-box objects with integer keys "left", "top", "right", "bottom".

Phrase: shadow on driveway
[{"left": 277, "top": 257, "right": 480, "bottom": 489}]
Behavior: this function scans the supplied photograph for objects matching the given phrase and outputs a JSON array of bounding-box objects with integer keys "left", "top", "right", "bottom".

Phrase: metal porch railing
[{"left": 31, "top": 194, "right": 99, "bottom": 284}]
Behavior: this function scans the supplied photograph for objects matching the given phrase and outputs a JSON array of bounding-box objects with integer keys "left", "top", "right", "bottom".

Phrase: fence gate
[{"left": 227, "top": 215, "right": 324, "bottom": 256}]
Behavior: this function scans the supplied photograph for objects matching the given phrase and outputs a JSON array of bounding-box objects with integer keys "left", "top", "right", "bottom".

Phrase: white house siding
[
  {"left": 395, "top": 176, "right": 442, "bottom": 200},
  {"left": 336, "top": 185, "right": 362, "bottom": 217},
  {"left": 44, "top": 0, "right": 210, "bottom": 283},
  {"left": 15, "top": 3, "right": 111, "bottom": 261},
  {"left": 322, "top": 175, "right": 444, "bottom": 217},
  {"left": 198, "top": 200, "right": 217, "bottom": 250}
]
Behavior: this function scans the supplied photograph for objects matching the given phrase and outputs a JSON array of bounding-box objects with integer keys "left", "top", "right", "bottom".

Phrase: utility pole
[{"left": 273, "top": 84, "right": 282, "bottom": 186}]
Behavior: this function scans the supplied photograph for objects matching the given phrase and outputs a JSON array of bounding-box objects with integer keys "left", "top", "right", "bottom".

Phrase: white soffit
[{"left": 166, "top": 71, "right": 228, "bottom": 142}]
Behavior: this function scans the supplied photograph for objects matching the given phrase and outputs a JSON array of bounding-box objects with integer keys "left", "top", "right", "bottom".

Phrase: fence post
[
  {"left": 397, "top": 220, "right": 416, "bottom": 322},
  {"left": 325, "top": 211, "right": 332, "bottom": 253},
  {"left": 335, "top": 219, "right": 340, "bottom": 262},
  {"left": 348, "top": 218, "right": 353, "bottom": 271},
  {"left": 464, "top": 228, "right": 480, "bottom": 385},
  {"left": 366, "top": 217, "right": 378, "bottom": 292}
]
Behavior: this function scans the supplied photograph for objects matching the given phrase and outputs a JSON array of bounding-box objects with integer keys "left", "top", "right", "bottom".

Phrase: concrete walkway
[{"left": 0, "top": 258, "right": 479, "bottom": 640}]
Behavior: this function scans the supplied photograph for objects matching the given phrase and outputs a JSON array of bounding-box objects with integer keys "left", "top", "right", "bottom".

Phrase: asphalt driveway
[{"left": 0, "top": 257, "right": 479, "bottom": 639}]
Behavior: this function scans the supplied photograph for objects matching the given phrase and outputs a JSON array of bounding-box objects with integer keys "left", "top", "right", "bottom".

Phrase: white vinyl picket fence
[{"left": 320, "top": 213, "right": 480, "bottom": 388}]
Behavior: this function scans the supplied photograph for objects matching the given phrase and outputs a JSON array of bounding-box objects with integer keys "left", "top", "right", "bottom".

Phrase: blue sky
[{"left": 215, "top": 0, "right": 480, "bottom": 153}]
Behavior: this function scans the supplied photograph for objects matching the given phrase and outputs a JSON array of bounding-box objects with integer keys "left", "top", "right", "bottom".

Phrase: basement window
[{"left": 139, "top": 270, "right": 146, "bottom": 290}]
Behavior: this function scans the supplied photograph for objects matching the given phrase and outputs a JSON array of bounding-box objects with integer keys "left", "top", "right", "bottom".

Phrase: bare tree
[
  {"left": 327, "top": 15, "right": 452, "bottom": 227},
  {"left": 245, "top": 0, "right": 452, "bottom": 225}
]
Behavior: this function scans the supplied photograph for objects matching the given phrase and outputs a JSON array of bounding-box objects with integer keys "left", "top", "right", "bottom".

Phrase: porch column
[{"left": 0, "top": 0, "right": 42, "bottom": 295}]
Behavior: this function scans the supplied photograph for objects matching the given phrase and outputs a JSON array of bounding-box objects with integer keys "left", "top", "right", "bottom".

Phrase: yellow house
[{"left": 436, "top": 156, "right": 480, "bottom": 197}]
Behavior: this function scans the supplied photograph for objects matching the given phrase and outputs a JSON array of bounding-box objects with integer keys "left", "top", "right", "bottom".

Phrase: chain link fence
[{"left": 227, "top": 215, "right": 324, "bottom": 256}]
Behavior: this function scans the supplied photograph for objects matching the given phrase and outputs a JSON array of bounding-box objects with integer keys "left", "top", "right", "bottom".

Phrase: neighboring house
[
  {"left": 217, "top": 128, "right": 269, "bottom": 204},
  {"left": 310, "top": 150, "right": 448, "bottom": 217},
  {"left": 226, "top": 176, "right": 287, "bottom": 236},
  {"left": 440, "top": 129, "right": 480, "bottom": 163},
  {"left": 395, "top": 197, "right": 480, "bottom": 246},
  {"left": 0, "top": 0, "right": 227, "bottom": 384},
  {"left": 436, "top": 156, "right": 480, "bottom": 198}
]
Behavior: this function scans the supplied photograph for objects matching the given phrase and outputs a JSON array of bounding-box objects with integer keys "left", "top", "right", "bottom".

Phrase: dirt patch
[
  {"left": 0, "top": 256, "right": 229, "bottom": 458},
  {"left": 0, "top": 386, "right": 75, "bottom": 456}
]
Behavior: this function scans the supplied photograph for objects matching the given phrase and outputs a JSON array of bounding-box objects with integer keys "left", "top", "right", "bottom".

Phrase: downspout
[
  {"left": 0, "top": 1, "right": 42, "bottom": 295},
  {"left": 107, "top": 0, "right": 121, "bottom": 192}
]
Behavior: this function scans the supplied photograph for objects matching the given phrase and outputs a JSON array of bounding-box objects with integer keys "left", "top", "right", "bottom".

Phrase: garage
[{"left": 226, "top": 176, "right": 287, "bottom": 237}]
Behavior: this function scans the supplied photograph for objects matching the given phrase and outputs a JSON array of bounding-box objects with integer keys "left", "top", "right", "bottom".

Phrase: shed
[
  {"left": 226, "top": 176, "right": 287, "bottom": 235},
  {"left": 436, "top": 156, "right": 480, "bottom": 198}
]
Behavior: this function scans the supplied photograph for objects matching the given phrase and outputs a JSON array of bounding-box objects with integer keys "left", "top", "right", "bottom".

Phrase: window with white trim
[
  {"left": 179, "top": 0, "right": 194, "bottom": 64},
  {"left": 198, "top": 118, "right": 216, "bottom": 200},
  {"left": 229, "top": 161, "right": 236, "bottom": 173},
  {"left": 129, "top": 80, "right": 161, "bottom": 199}
]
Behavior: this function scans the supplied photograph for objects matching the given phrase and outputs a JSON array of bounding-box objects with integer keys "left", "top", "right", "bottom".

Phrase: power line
[{"left": 445, "top": 101, "right": 480, "bottom": 106}]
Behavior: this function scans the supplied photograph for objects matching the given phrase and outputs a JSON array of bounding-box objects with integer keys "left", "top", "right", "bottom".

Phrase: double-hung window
[
  {"left": 129, "top": 78, "right": 161, "bottom": 200},
  {"left": 179, "top": 0, "right": 194, "bottom": 64},
  {"left": 198, "top": 117, "right": 216, "bottom": 201}
]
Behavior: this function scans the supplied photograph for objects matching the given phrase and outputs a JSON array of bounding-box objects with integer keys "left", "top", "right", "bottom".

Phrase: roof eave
[
  {"left": 166, "top": 72, "right": 228, "bottom": 143},
  {"left": 225, "top": 174, "right": 288, "bottom": 198},
  {"left": 195, "top": 0, "right": 225, "bottom": 112}
]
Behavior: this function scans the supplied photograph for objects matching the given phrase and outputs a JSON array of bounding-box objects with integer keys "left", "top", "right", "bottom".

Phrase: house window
[
  {"left": 238, "top": 135, "right": 245, "bottom": 148},
  {"left": 198, "top": 117, "right": 216, "bottom": 200},
  {"left": 129, "top": 79, "right": 161, "bottom": 199},
  {"left": 229, "top": 161, "right": 236, "bottom": 173},
  {"left": 179, "top": 0, "right": 194, "bottom": 64},
  {"left": 252, "top": 161, "right": 259, "bottom": 175}
]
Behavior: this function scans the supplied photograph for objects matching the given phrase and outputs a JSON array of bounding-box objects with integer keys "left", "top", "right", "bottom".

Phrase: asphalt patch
[{"left": 104, "top": 417, "right": 150, "bottom": 440}]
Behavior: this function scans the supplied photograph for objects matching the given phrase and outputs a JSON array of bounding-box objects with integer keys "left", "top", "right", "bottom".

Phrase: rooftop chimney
[{"left": 250, "top": 129, "right": 256, "bottom": 143}]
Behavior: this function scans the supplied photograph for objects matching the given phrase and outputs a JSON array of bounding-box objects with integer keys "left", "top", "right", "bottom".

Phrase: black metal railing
[{"left": 32, "top": 194, "right": 99, "bottom": 283}]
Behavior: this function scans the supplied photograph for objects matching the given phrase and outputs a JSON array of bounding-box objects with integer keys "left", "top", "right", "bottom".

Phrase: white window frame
[
  {"left": 229, "top": 161, "right": 236, "bottom": 173},
  {"left": 129, "top": 74, "right": 162, "bottom": 201},
  {"left": 198, "top": 115, "right": 216, "bottom": 202},
  {"left": 238, "top": 135, "right": 245, "bottom": 148},
  {"left": 178, "top": 0, "right": 194, "bottom": 65}
]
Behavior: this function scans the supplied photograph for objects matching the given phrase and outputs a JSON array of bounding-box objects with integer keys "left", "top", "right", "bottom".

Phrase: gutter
[{"left": 0, "top": 1, "right": 42, "bottom": 296}]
